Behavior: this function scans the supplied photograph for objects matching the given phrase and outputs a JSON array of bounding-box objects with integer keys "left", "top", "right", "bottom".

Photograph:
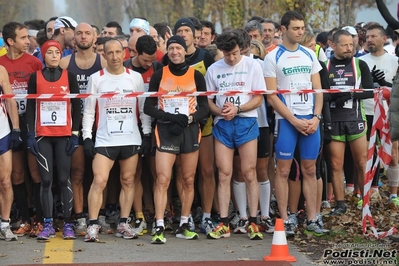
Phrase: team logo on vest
[
  {"left": 219, "top": 81, "right": 245, "bottom": 88},
  {"left": 61, "top": 86, "right": 68, "bottom": 92},
  {"left": 282, "top": 66, "right": 311, "bottom": 76},
  {"left": 336, "top": 69, "right": 345, "bottom": 78},
  {"left": 106, "top": 107, "right": 133, "bottom": 114}
]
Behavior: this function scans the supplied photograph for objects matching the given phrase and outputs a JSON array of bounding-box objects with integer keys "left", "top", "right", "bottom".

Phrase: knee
[
  {"left": 155, "top": 175, "right": 170, "bottom": 190},
  {"left": 200, "top": 165, "right": 215, "bottom": 180},
  {"left": 120, "top": 175, "right": 134, "bottom": 189},
  {"left": 181, "top": 176, "right": 195, "bottom": 189},
  {"left": 0, "top": 177, "right": 12, "bottom": 190},
  {"left": 92, "top": 175, "right": 108, "bottom": 191},
  {"left": 71, "top": 166, "right": 84, "bottom": 182},
  {"left": 11, "top": 169, "right": 24, "bottom": 184},
  {"left": 276, "top": 166, "right": 291, "bottom": 179}
]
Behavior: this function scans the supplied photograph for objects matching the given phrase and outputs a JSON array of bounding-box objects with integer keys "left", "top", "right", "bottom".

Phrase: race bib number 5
[
  {"left": 163, "top": 97, "right": 189, "bottom": 115},
  {"left": 40, "top": 101, "right": 67, "bottom": 126}
]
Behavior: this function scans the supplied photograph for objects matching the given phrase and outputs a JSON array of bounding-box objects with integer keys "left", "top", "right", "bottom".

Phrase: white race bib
[
  {"left": 13, "top": 89, "right": 27, "bottom": 115},
  {"left": 40, "top": 101, "right": 67, "bottom": 126},
  {"left": 106, "top": 98, "right": 134, "bottom": 135},
  {"left": 80, "top": 88, "right": 86, "bottom": 113},
  {"left": 289, "top": 82, "right": 313, "bottom": 109},
  {"left": 163, "top": 97, "right": 189, "bottom": 116}
]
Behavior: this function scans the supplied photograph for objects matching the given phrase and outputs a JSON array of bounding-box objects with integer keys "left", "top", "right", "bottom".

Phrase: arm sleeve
[
  {"left": 26, "top": 72, "right": 38, "bottom": 132},
  {"left": 68, "top": 72, "right": 81, "bottom": 131},
  {"left": 192, "top": 70, "right": 209, "bottom": 122},
  {"left": 82, "top": 75, "right": 96, "bottom": 140},
  {"left": 144, "top": 68, "right": 167, "bottom": 119}
]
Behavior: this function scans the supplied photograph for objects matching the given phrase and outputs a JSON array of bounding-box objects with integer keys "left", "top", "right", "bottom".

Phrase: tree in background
[{"left": 0, "top": 0, "right": 27, "bottom": 27}]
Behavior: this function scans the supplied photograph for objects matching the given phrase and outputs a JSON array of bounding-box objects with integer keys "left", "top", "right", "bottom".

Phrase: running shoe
[
  {"left": 233, "top": 218, "right": 248, "bottom": 234},
  {"left": 188, "top": 214, "right": 196, "bottom": 231},
  {"left": 283, "top": 220, "right": 295, "bottom": 238},
  {"left": 229, "top": 212, "right": 240, "bottom": 229},
  {"left": 98, "top": 215, "right": 114, "bottom": 234},
  {"left": 389, "top": 196, "right": 399, "bottom": 209},
  {"left": 134, "top": 218, "right": 147, "bottom": 236},
  {"left": 75, "top": 217, "right": 87, "bottom": 236},
  {"left": 85, "top": 224, "right": 100, "bottom": 242},
  {"left": 370, "top": 189, "right": 382, "bottom": 202},
  {"left": 36, "top": 222, "right": 55, "bottom": 240},
  {"left": 329, "top": 206, "right": 348, "bottom": 216},
  {"left": 321, "top": 200, "right": 331, "bottom": 209},
  {"left": 207, "top": 222, "right": 230, "bottom": 239},
  {"left": 151, "top": 221, "right": 157, "bottom": 236},
  {"left": 288, "top": 212, "right": 298, "bottom": 229},
  {"left": 259, "top": 217, "right": 274, "bottom": 234},
  {"left": 247, "top": 222, "right": 263, "bottom": 240},
  {"left": 304, "top": 219, "right": 330, "bottom": 236},
  {"left": 105, "top": 209, "right": 120, "bottom": 224},
  {"left": 357, "top": 199, "right": 363, "bottom": 210},
  {"left": 151, "top": 226, "right": 166, "bottom": 244},
  {"left": 200, "top": 218, "right": 215, "bottom": 235},
  {"left": 0, "top": 226, "right": 18, "bottom": 241},
  {"left": 116, "top": 221, "right": 138, "bottom": 239},
  {"left": 175, "top": 223, "right": 199, "bottom": 240},
  {"left": 316, "top": 213, "right": 324, "bottom": 228},
  {"left": 29, "top": 222, "right": 43, "bottom": 237},
  {"left": 62, "top": 223, "right": 76, "bottom": 239},
  {"left": 13, "top": 222, "right": 32, "bottom": 236}
]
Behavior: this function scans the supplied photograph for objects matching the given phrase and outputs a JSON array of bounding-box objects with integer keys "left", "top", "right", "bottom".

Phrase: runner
[
  {"left": 26, "top": 40, "right": 81, "bottom": 240},
  {"left": 83, "top": 39, "right": 151, "bottom": 242},
  {"left": 206, "top": 29, "right": 265, "bottom": 240},
  {"left": 0, "top": 65, "right": 21, "bottom": 241},
  {"left": 144, "top": 35, "right": 209, "bottom": 244}
]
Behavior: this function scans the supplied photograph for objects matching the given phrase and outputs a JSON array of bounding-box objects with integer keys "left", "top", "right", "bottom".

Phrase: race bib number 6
[{"left": 40, "top": 101, "right": 67, "bottom": 126}]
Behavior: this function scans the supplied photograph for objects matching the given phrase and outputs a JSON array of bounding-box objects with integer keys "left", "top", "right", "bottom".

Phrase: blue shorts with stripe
[
  {"left": 213, "top": 117, "right": 258, "bottom": 149},
  {"left": 274, "top": 115, "right": 320, "bottom": 160}
]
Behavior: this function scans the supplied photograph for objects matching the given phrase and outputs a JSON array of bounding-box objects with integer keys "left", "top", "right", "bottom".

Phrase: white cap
[
  {"left": 342, "top": 26, "right": 357, "bottom": 36},
  {"left": 28, "top": 30, "right": 39, "bottom": 37},
  {"left": 54, "top": 16, "right": 78, "bottom": 30}
]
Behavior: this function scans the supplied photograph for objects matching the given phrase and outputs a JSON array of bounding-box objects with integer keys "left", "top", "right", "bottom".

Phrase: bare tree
[{"left": 0, "top": 1, "right": 27, "bottom": 27}]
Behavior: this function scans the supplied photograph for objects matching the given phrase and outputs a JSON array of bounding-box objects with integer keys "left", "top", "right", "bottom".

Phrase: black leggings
[{"left": 36, "top": 136, "right": 73, "bottom": 222}]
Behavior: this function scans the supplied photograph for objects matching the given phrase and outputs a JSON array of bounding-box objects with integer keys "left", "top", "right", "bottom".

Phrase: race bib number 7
[{"left": 106, "top": 98, "right": 134, "bottom": 135}]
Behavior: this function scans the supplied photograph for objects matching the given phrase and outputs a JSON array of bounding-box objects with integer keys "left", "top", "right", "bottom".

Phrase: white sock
[
  {"left": 390, "top": 194, "right": 398, "bottom": 199},
  {"left": 233, "top": 180, "right": 247, "bottom": 219},
  {"left": 259, "top": 180, "right": 271, "bottom": 219},
  {"left": 1, "top": 221, "right": 9, "bottom": 229},
  {"left": 202, "top": 212, "right": 211, "bottom": 222},
  {"left": 180, "top": 216, "right": 189, "bottom": 227},
  {"left": 156, "top": 219, "right": 164, "bottom": 228}
]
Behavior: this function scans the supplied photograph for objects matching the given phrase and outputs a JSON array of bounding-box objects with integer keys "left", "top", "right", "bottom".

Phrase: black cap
[
  {"left": 173, "top": 18, "right": 195, "bottom": 35},
  {"left": 167, "top": 35, "right": 187, "bottom": 51}
]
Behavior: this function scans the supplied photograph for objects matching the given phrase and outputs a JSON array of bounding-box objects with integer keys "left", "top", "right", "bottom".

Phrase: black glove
[
  {"left": 27, "top": 131, "right": 39, "bottom": 157},
  {"left": 164, "top": 113, "right": 188, "bottom": 127},
  {"left": 168, "top": 123, "right": 185, "bottom": 136},
  {"left": 334, "top": 92, "right": 351, "bottom": 108},
  {"left": 83, "top": 138, "right": 96, "bottom": 158},
  {"left": 66, "top": 134, "right": 79, "bottom": 156},
  {"left": 371, "top": 65, "right": 386, "bottom": 86},
  {"left": 9, "top": 129, "right": 22, "bottom": 149},
  {"left": 139, "top": 134, "right": 152, "bottom": 156}
]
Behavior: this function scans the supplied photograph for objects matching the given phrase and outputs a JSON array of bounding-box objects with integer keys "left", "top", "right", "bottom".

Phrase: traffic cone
[{"left": 264, "top": 218, "right": 296, "bottom": 262}]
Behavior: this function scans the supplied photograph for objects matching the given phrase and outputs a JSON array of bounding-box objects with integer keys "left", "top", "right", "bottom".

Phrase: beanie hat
[
  {"left": 173, "top": 18, "right": 195, "bottom": 35},
  {"left": 41, "top": 40, "right": 62, "bottom": 60},
  {"left": 166, "top": 35, "right": 187, "bottom": 51},
  {"left": 129, "top": 18, "right": 150, "bottom": 35}
]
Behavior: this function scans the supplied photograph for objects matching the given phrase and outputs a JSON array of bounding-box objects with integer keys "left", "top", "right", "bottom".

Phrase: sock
[
  {"left": 156, "top": 219, "right": 164, "bottom": 228},
  {"left": 1, "top": 219, "right": 9, "bottom": 229},
  {"left": 202, "top": 212, "right": 211, "bottom": 222},
  {"left": 233, "top": 181, "right": 247, "bottom": 219},
  {"left": 259, "top": 180, "right": 271, "bottom": 219},
  {"left": 220, "top": 217, "right": 229, "bottom": 225},
  {"left": 390, "top": 194, "right": 398, "bottom": 200},
  {"left": 119, "top": 217, "right": 128, "bottom": 224},
  {"left": 345, "top": 184, "right": 354, "bottom": 192},
  {"left": 135, "top": 212, "right": 144, "bottom": 220},
  {"left": 180, "top": 216, "right": 189, "bottom": 227},
  {"left": 89, "top": 219, "right": 98, "bottom": 225},
  {"left": 99, "top": 209, "right": 106, "bottom": 216},
  {"left": 44, "top": 217, "right": 53, "bottom": 224},
  {"left": 248, "top": 216, "right": 257, "bottom": 224},
  {"left": 371, "top": 186, "right": 378, "bottom": 191}
]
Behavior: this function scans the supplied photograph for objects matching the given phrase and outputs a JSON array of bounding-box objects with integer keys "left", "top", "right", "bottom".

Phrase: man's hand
[
  {"left": 292, "top": 117, "right": 310, "bottom": 136},
  {"left": 304, "top": 117, "right": 320, "bottom": 135},
  {"left": 371, "top": 65, "right": 386, "bottom": 86},
  {"left": 221, "top": 102, "right": 237, "bottom": 121}
]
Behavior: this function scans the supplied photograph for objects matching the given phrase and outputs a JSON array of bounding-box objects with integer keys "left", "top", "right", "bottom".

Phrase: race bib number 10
[{"left": 290, "top": 82, "right": 313, "bottom": 109}]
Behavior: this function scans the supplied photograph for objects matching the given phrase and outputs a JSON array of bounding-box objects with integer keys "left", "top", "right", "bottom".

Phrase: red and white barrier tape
[
  {"left": 0, "top": 88, "right": 383, "bottom": 99},
  {"left": 362, "top": 91, "right": 396, "bottom": 238}
]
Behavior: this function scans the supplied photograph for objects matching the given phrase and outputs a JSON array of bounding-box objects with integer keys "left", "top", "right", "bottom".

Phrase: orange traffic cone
[{"left": 264, "top": 218, "right": 296, "bottom": 262}]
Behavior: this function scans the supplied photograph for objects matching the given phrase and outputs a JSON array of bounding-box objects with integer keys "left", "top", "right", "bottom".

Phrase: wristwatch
[
  {"left": 313, "top": 114, "right": 322, "bottom": 120},
  {"left": 237, "top": 106, "right": 242, "bottom": 115}
]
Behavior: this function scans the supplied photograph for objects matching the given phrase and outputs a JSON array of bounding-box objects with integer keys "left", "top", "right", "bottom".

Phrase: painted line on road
[{"left": 43, "top": 232, "right": 74, "bottom": 264}]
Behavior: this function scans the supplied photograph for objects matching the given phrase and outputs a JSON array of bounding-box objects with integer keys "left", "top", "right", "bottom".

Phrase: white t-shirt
[
  {"left": 263, "top": 44, "right": 322, "bottom": 119},
  {"left": 82, "top": 68, "right": 151, "bottom": 147},
  {"left": 205, "top": 56, "right": 266, "bottom": 125},
  {"left": 360, "top": 53, "right": 398, "bottom": 115}
]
